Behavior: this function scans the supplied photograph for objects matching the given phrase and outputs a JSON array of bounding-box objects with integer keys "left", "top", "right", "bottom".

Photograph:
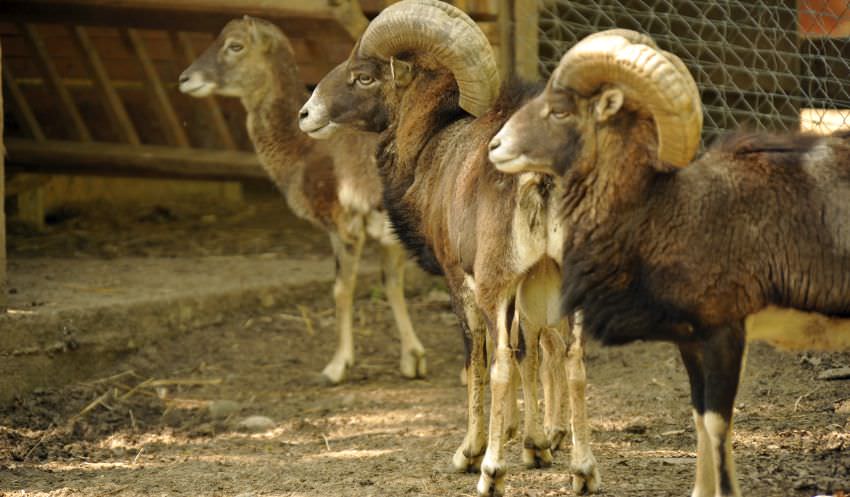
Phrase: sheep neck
[
  {"left": 562, "top": 117, "right": 661, "bottom": 245},
  {"left": 373, "top": 70, "right": 466, "bottom": 275},
  {"left": 241, "top": 53, "right": 315, "bottom": 195}
]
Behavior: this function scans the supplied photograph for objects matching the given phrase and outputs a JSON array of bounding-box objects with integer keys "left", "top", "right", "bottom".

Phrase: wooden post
[
  {"left": 1, "top": 41, "right": 6, "bottom": 313},
  {"left": 498, "top": 0, "right": 538, "bottom": 81},
  {"left": 2, "top": 58, "right": 47, "bottom": 230}
]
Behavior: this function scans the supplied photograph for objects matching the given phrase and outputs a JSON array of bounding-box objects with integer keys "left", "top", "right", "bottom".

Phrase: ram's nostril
[
  {"left": 298, "top": 108, "right": 309, "bottom": 120},
  {"left": 488, "top": 138, "right": 501, "bottom": 151},
  {"left": 178, "top": 74, "right": 191, "bottom": 84}
]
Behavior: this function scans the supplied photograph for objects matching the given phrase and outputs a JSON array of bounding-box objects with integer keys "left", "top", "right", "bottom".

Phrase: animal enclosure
[{"left": 537, "top": 0, "right": 850, "bottom": 143}]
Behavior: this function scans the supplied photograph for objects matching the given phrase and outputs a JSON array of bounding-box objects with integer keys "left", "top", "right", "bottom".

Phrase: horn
[
  {"left": 553, "top": 29, "right": 702, "bottom": 167},
  {"left": 357, "top": 0, "right": 500, "bottom": 117}
]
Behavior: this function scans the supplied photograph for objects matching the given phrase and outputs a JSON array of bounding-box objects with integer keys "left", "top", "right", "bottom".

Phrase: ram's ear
[
  {"left": 245, "top": 16, "right": 275, "bottom": 51},
  {"left": 389, "top": 57, "right": 414, "bottom": 87},
  {"left": 593, "top": 88, "right": 623, "bottom": 123}
]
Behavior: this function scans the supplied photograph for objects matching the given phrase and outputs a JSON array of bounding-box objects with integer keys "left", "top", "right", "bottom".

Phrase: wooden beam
[
  {"left": 124, "top": 28, "right": 190, "bottom": 147},
  {"left": 1, "top": 41, "right": 6, "bottom": 313},
  {"left": 4, "top": 174, "right": 52, "bottom": 197},
  {"left": 329, "top": 0, "right": 369, "bottom": 40},
  {"left": 2, "top": 63, "right": 46, "bottom": 141},
  {"left": 513, "top": 0, "right": 538, "bottom": 81},
  {"left": 19, "top": 23, "right": 92, "bottom": 141},
  {"left": 1, "top": 1, "right": 339, "bottom": 32},
  {"left": 3, "top": 63, "right": 49, "bottom": 230},
  {"left": 171, "top": 31, "right": 237, "bottom": 150},
  {"left": 5, "top": 138, "right": 265, "bottom": 181},
  {"left": 15, "top": 0, "right": 339, "bottom": 18},
  {"left": 498, "top": 0, "right": 538, "bottom": 81},
  {"left": 71, "top": 25, "right": 141, "bottom": 145}
]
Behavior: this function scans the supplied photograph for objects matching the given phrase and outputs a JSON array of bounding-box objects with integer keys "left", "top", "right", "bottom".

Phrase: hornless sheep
[
  {"left": 178, "top": 16, "right": 426, "bottom": 384},
  {"left": 299, "top": 1, "right": 599, "bottom": 495},
  {"left": 488, "top": 28, "right": 850, "bottom": 497}
]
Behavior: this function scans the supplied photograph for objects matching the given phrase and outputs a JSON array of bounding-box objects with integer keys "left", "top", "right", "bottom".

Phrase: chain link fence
[{"left": 537, "top": 0, "right": 850, "bottom": 145}]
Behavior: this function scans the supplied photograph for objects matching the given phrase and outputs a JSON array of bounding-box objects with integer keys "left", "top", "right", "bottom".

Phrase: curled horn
[
  {"left": 357, "top": 0, "right": 500, "bottom": 117},
  {"left": 553, "top": 29, "right": 702, "bottom": 167}
]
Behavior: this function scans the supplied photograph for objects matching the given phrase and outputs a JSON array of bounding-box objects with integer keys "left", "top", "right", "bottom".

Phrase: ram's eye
[
  {"left": 551, "top": 109, "right": 570, "bottom": 120},
  {"left": 356, "top": 74, "right": 375, "bottom": 86},
  {"left": 228, "top": 42, "right": 244, "bottom": 53}
]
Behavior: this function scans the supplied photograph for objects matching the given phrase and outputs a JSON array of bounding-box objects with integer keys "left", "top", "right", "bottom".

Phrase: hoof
[
  {"left": 522, "top": 446, "right": 553, "bottom": 469},
  {"left": 321, "top": 359, "right": 351, "bottom": 385},
  {"left": 475, "top": 472, "right": 505, "bottom": 497},
  {"left": 453, "top": 445, "right": 485, "bottom": 473},
  {"left": 571, "top": 463, "right": 601, "bottom": 494},
  {"left": 476, "top": 460, "right": 506, "bottom": 497},
  {"left": 400, "top": 349, "right": 427, "bottom": 379}
]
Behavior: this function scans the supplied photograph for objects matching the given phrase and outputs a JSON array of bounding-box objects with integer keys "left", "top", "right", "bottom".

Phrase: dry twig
[{"left": 298, "top": 305, "right": 315, "bottom": 336}]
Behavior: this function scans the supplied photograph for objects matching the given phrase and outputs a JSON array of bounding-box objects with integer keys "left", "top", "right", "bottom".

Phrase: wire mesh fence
[{"left": 537, "top": 0, "right": 850, "bottom": 145}]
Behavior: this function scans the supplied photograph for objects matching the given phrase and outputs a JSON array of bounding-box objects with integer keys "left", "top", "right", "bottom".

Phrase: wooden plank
[
  {"left": 172, "top": 31, "right": 237, "bottom": 150},
  {"left": 71, "top": 26, "right": 141, "bottom": 145},
  {"left": 2, "top": 1, "right": 339, "bottom": 32},
  {"left": 5, "top": 138, "right": 265, "bottom": 181},
  {"left": 19, "top": 23, "right": 92, "bottom": 141},
  {"left": 1, "top": 41, "right": 6, "bottom": 313},
  {"left": 4, "top": 174, "right": 52, "bottom": 197},
  {"left": 2, "top": 63, "right": 46, "bottom": 141},
  {"left": 360, "top": 0, "right": 499, "bottom": 20},
  {"left": 513, "top": 0, "right": 538, "bottom": 81},
  {"left": 497, "top": 0, "right": 538, "bottom": 80},
  {"left": 7, "top": 0, "right": 337, "bottom": 19},
  {"left": 124, "top": 28, "right": 189, "bottom": 147},
  {"left": 329, "top": 0, "right": 368, "bottom": 40},
  {"left": 16, "top": 187, "right": 46, "bottom": 230}
]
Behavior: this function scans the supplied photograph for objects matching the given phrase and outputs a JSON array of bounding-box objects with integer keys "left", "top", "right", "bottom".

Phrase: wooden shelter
[{"left": 0, "top": 0, "right": 539, "bottom": 313}]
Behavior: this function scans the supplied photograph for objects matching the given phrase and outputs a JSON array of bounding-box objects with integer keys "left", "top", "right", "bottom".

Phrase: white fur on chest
[
  {"left": 511, "top": 173, "right": 565, "bottom": 274},
  {"left": 747, "top": 306, "right": 850, "bottom": 350},
  {"left": 338, "top": 180, "right": 374, "bottom": 215}
]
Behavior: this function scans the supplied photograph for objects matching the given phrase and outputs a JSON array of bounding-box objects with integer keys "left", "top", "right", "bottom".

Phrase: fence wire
[{"left": 537, "top": 0, "right": 850, "bottom": 144}]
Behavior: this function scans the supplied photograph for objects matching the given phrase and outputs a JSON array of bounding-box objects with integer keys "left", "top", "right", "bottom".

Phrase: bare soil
[{"left": 2, "top": 197, "right": 849, "bottom": 497}]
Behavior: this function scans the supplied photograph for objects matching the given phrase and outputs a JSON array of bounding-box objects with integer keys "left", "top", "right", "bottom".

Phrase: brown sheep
[
  {"left": 299, "top": 1, "right": 599, "bottom": 495},
  {"left": 488, "top": 28, "right": 850, "bottom": 497},
  {"left": 178, "top": 16, "right": 426, "bottom": 384}
]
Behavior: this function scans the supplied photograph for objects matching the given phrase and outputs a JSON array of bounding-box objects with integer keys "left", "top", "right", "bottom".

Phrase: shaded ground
[{"left": 2, "top": 197, "right": 849, "bottom": 497}]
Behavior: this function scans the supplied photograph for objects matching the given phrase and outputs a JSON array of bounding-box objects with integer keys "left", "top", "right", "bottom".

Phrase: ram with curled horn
[
  {"left": 490, "top": 28, "right": 850, "bottom": 497},
  {"left": 300, "top": 0, "right": 600, "bottom": 495}
]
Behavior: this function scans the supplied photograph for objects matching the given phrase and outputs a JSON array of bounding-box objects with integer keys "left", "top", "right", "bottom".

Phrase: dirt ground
[{"left": 2, "top": 196, "right": 849, "bottom": 497}]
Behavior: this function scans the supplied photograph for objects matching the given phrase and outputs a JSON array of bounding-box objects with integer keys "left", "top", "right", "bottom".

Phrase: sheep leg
[
  {"left": 379, "top": 241, "right": 426, "bottom": 379},
  {"left": 564, "top": 314, "right": 600, "bottom": 494},
  {"left": 477, "top": 295, "right": 518, "bottom": 497},
  {"left": 679, "top": 324, "right": 745, "bottom": 497},
  {"left": 516, "top": 318, "right": 553, "bottom": 469},
  {"left": 680, "top": 343, "right": 716, "bottom": 497},
  {"left": 504, "top": 355, "right": 521, "bottom": 441},
  {"left": 452, "top": 280, "right": 488, "bottom": 472},
  {"left": 540, "top": 324, "right": 568, "bottom": 450},
  {"left": 322, "top": 232, "right": 364, "bottom": 384}
]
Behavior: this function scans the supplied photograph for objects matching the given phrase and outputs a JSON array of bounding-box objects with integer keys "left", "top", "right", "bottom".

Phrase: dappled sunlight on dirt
[{"left": 2, "top": 198, "right": 848, "bottom": 496}]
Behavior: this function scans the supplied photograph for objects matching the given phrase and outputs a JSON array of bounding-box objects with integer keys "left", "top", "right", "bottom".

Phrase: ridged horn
[
  {"left": 357, "top": 0, "right": 500, "bottom": 117},
  {"left": 553, "top": 29, "right": 702, "bottom": 167}
]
